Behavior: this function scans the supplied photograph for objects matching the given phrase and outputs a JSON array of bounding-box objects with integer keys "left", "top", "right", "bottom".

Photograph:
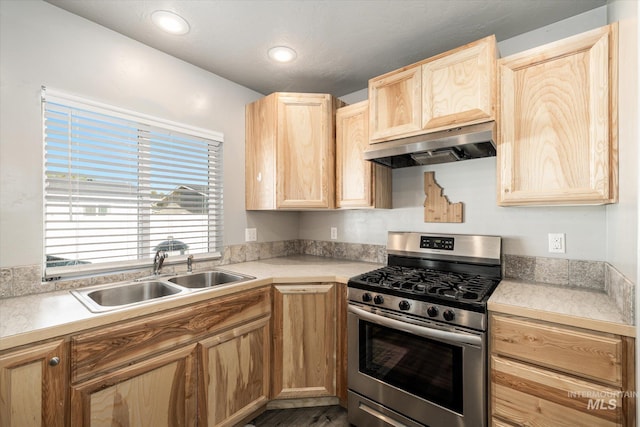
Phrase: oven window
[{"left": 359, "top": 319, "right": 463, "bottom": 413}]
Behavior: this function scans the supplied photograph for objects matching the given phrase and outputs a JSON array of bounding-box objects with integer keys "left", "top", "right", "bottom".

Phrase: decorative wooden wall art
[{"left": 424, "top": 172, "right": 463, "bottom": 223}]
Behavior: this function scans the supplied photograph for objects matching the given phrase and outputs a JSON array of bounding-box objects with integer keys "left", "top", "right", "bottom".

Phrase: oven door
[{"left": 347, "top": 303, "right": 486, "bottom": 427}]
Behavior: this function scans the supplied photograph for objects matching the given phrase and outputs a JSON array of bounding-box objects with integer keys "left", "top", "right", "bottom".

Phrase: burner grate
[{"left": 352, "top": 265, "right": 499, "bottom": 303}]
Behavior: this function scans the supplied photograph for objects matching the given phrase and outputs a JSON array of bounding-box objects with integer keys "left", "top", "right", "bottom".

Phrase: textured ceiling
[{"left": 44, "top": 0, "right": 607, "bottom": 96}]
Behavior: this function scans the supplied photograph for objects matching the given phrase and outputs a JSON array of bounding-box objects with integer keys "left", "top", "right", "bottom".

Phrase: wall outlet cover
[
  {"left": 245, "top": 228, "right": 257, "bottom": 242},
  {"left": 548, "top": 233, "right": 565, "bottom": 253},
  {"left": 330, "top": 227, "right": 338, "bottom": 240}
]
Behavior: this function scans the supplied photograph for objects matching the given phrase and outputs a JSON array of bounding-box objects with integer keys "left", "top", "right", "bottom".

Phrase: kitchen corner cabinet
[
  {"left": 369, "top": 34, "right": 497, "bottom": 143},
  {"left": 0, "top": 338, "right": 68, "bottom": 427},
  {"left": 490, "top": 312, "right": 635, "bottom": 427},
  {"left": 69, "top": 286, "right": 271, "bottom": 427},
  {"left": 497, "top": 23, "right": 618, "bottom": 206},
  {"left": 246, "top": 92, "right": 343, "bottom": 210},
  {"left": 336, "top": 101, "right": 392, "bottom": 209},
  {"left": 271, "top": 283, "right": 337, "bottom": 400}
]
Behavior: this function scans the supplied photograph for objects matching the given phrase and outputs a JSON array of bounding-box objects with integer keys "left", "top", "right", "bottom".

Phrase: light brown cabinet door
[
  {"left": 336, "top": 101, "right": 391, "bottom": 209},
  {"left": 497, "top": 24, "right": 618, "bottom": 205},
  {"left": 492, "top": 355, "right": 622, "bottom": 426},
  {"left": 245, "top": 92, "right": 338, "bottom": 210},
  {"left": 245, "top": 94, "right": 277, "bottom": 210},
  {"left": 271, "top": 283, "right": 337, "bottom": 399},
  {"left": 422, "top": 35, "right": 496, "bottom": 131},
  {"left": 276, "top": 93, "right": 336, "bottom": 209},
  {"left": 369, "top": 66, "right": 422, "bottom": 142},
  {"left": 199, "top": 316, "right": 270, "bottom": 427},
  {"left": 70, "top": 344, "right": 197, "bottom": 427},
  {"left": 0, "top": 338, "right": 68, "bottom": 427}
]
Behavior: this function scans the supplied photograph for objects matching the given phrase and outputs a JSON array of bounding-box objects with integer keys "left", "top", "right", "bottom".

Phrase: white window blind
[{"left": 42, "top": 88, "right": 223, "bottom": 279}]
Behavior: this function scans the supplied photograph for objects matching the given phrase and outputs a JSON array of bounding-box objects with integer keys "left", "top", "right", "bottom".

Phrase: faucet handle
[{"left": 187, "top": 255, "right": 194, "bottom": 272}]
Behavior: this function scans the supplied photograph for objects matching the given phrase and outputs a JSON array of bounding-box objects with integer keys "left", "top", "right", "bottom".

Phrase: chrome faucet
[
  {"left": 187, "top": 255, "right": 193, "bottom": 273},
  {"left": 153, "top": 250, "right": 167, "bottom": 275}
]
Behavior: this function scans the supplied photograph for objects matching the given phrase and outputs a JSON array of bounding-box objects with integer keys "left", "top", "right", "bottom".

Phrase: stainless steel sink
[
  {"left": 71, "top": 280, "right": 186, "bottom": 313},
  {"left": 168, "top": 270, "right": 255, "bottom": 289}
]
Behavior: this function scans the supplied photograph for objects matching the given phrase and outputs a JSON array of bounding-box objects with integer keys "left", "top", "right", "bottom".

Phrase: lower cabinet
[
  {"left": 70, "top": 344, "right": 198, "bottom": 427},
  {"left": 490, "top": 312, "right": 635, "bottom": 427},
  {"left": 1, "top": 282, "right": 349, "bottom": 425},
  {"left": 70, "top": 286, "right": 272, "bottom": 427},
  {"left": 198, "top": 316, "right": 270, "bottom": 427},
  {"left": 271, "top": 283, "right": 337, "bottom": 400},
  {"left": 0, "top": 338, "right": 68, "bottom": 427}
]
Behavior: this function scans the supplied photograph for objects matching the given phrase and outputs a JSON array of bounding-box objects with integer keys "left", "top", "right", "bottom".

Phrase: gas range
[
  {"left": 347, "top": 232, "right": 502, "bottom": 331},
  {"left": 347, "top": 232, "right": 501, "bottom": 427}
]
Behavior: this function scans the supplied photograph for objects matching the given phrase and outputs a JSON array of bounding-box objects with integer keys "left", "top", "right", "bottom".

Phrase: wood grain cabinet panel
[
  {"left": 198, "top": 316, "right": 270, "bottom": 427},
  {"left": 489, "top": 312, "right": 635, "bottom": 427},
  {"left": 0, "top": 338, "right": 68, "bottom": 427},
  {"left": 271, "top": 283, "right": 337, "bottom": 400},
  {"left": 71, "top": 287, "right": 270, "bottom": 384},
  {"left": 369, "top": 35, "right": 496, "bottom": 143},
  {"left": 492, "top": 355, "right": 622, "bottom": 427},
  {"left": 491, "top": 313, "right": 622, "bottom": 386},
  {"left": 422, "top": 34, "right": 497, "bottom": 131},
  {"left": 336, "top": 101, "right": 392, "bottom": 209},
  {"left": 70, "top": 344, "right": 197, "bottom": 427},
  {"left": 246, "top": 92, "right": 342, "bottom": 210},
  {"left": 369, "top": 66, "right": 422, "bottom": 142},
  {"left": 497, "top": 23, "right": 618, "bottom": 205}
]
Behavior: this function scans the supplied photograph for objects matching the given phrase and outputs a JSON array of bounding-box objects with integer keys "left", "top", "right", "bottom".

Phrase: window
[{"left": 42, "top": 88, "right": 223, "bottom": 278}]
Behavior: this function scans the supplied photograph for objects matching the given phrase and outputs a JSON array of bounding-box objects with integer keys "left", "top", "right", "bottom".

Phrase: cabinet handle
[{"left": 48, "top": 356, "right": 60, "bottom": 367}]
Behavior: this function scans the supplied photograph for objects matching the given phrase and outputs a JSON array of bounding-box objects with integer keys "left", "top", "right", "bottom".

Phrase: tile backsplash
[
  {"left": 1, "top": 241, "right": 635, "bottom": 325},
  {"left": 504, "top": 254, "right": 633, "bottom": 324}
]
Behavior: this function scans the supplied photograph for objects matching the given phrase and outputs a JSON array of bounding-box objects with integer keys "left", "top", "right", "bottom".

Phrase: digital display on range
[{"left": 420, "top": 236, "right": 455, "bottom": 250}]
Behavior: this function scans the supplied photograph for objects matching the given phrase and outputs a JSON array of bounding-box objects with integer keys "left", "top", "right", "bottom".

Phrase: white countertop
[
  {"left": 488, "top": 279, "right": 635, "bottom": 337},
  {"left": 1, "top": 257, "right": 634, "bottom": 351},
  {"left": 0, "top": 255, "right": 381, "bottom": 350}
]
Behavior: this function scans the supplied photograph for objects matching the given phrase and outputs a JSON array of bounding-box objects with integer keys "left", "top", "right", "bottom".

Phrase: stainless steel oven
[{"left": 347, "top": 232, "right": 501, "bottom": 427}]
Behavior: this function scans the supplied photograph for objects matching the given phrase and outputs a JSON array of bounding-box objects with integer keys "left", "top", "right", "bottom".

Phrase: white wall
[
  {"left": 606, "top": 0, "right": 639, "bottom": 284},
  {"left": 0, "top": 0, "right": 298, "bottom": 268},
  {"left": 1, "top": 1, "right": 635, "bottom": 271},
  {"left": 302, "top": 6, "right": 633, "bottom": 262}
]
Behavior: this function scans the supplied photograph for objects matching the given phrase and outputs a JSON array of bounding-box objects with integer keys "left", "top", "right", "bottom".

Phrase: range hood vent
[{"left": 363, "top": 121, "right": 496, "bottom": 168}]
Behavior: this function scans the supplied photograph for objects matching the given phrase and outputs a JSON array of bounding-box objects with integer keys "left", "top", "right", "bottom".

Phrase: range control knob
[
  {"left": 427, "top": 306, "right": 439, "bottom": 317},
  {"left": 373, "top": 295, "right": 384, "bottom": 305},
  {"left": 362, "top": 293, "right": 372, "bottom": 303},
  {"left": 443, "top": 310, "right": 455, "bottom": 321},
  {"left": 399, "top": 300, "right": 411, "bottom": 311}
]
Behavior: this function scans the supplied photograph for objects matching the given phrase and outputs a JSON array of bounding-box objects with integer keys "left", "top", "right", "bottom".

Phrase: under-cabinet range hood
[{"left": 363, "top": 121, "right": 496, "bottom": 168}]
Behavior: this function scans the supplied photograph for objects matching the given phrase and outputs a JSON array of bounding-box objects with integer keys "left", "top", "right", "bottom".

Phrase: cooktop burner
[
  {"left": 347, "top": 232, "right": 502, "bottom": 315},
  {"left": 350, "top": 265, "right": 500, "bottom": 305}
]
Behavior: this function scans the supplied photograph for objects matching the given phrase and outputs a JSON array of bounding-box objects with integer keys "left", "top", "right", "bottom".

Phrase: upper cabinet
[
  {"left": 336, "top": 101, "right": 392, "bottom": 209},
  {"left": 369, "top": 35, "right": 497, "bottom": 143},
  {"left": 497, "top": 24, "right": 618, "bottom": 206},
  {"left": 246, "top": 92, "right": 343, "bottom": 210}
]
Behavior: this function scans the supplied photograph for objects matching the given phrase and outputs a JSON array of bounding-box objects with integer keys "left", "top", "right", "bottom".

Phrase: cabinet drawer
[
  {"left": 71, "top": 286, "right": 270, "bottom": 384},
  {"left": 491, "top": 314, "right": 622, "bottom": 386},
  {"left": 492, "top": 355, "right": 622, "bottom": 426}
]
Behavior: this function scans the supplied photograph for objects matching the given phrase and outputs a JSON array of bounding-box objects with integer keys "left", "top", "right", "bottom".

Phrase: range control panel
[{"left": 420, "top": 236, "right": 454, "bottom": 251}]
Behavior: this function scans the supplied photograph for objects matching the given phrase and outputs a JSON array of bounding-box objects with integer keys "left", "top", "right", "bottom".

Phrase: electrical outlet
[
  {"left": 548, "top": 233, "right": 565, "bottom": 253},
  {"left": 245, "top": 228, "right": 257, "bottom": 242},
  {"left": 330, "top": 227, "right": 338, "bottom": 240}
]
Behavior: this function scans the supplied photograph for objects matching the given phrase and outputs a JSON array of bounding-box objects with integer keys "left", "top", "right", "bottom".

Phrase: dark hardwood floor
[{"left": 246, "top": 405, "right": 349, "bottom": 427}]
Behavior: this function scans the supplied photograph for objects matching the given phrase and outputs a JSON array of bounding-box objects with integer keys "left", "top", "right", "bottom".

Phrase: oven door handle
[{"left": 348, "top": 305, "right": 482, "bottom": 347}]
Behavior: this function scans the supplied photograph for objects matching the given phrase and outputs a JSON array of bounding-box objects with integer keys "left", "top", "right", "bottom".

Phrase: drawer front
[
  {"left": 491, "top": 314, "right": 622, "bottom": 386},
  {"left": 492, "top": 355, "right": 622, "bottom": 426},
  {"left": 71, "top": 286, "right": 270, "bottom": 384}
]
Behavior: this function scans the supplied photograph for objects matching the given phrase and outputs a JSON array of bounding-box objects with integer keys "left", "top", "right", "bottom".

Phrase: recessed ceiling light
[
  {"left": 151, "top": 10, "right": 190, "bottom": 35},
  {"left": 268, "top": 46, "right": 297, "bottom": 63}
]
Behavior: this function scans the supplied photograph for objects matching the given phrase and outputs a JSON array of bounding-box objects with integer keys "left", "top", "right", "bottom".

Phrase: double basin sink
[{"left": 71, "top": 269, "right": 256, "bottom": 313}]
